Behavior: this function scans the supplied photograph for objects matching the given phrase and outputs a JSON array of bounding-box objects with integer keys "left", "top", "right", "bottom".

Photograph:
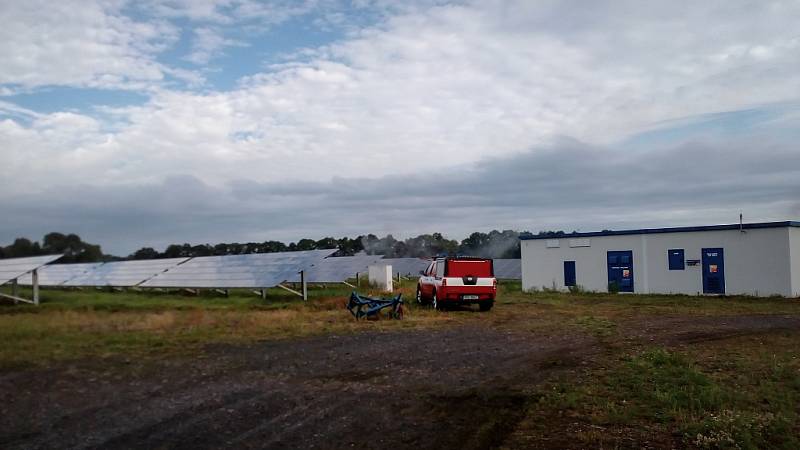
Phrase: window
[
  {"left": 435, "top": 261, "right": 445, "bottom": 278},
  {"left": 564, "top": 261, "right": 576, "bottom": 287},
  {"left": 668, "top": 249, "right": 685, "bottom": 270}
]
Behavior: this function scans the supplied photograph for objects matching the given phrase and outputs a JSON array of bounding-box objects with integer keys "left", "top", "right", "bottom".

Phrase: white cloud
[
  {"left": 1, "top": 0, "right": 799, "bottom": 248},
  {"left": 144, "top": 0, "right": 323, "bottom": 24},
  {"left": 185, "top": 27, "right": 246, "bottom": 65},
  {"left": 0, "top": 1, "right": 187, "bottom": 89},
  {"left": 145, "top": 0, "right": 237, "bottom": 23}
]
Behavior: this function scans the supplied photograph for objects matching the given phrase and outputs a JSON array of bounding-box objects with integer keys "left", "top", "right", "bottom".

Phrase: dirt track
[{"left": 2, "top": 314, "right": 799, "bottom": 449}]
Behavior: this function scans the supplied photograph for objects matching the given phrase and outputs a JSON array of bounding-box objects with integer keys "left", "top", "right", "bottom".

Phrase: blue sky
[{"left": 1, "top": 0, "right": 799, "bottom": 255}]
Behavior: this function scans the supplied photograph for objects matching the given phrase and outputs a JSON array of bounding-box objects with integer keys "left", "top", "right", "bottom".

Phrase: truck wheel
[
  {"left": 432, "top": 291, "right": 441, "bottom": 310},
  {"left": 479, "top": 301, "right": 493, "bottom": 312},
  {"left": 415, "top": 286, "right": 424, "bottom": 305}
]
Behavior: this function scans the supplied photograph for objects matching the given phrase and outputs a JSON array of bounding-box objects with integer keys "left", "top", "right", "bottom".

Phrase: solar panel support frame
[
  {"left": 276, "top": 270, "right": 308, "bottom": 300},
  {"left": 0, "top": 268, "right": 40, "bottom": 305}
]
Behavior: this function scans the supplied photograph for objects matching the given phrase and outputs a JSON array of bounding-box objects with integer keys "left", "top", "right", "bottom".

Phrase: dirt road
[{"left": 2, "top": 313, "right": 799, "bottom": 449}]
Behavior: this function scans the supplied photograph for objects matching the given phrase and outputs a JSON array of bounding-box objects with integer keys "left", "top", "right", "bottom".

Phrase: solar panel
[
  {"left": 0, "top": 254, "right": 63, "bottom": 285},
  {"left": 298, "top": 254, "right": 384, "bottom": 283},
  {"left": 380, "top": 258, "right": 430, "bottom": 277},
  {"left": 493, "top": 259, "right": 521, "bottom": 279},
  {"left": 141, "top": 249, "right": 337, "bottom": 288},
  {"left": 63, "top": 258, "right": 190, "bottom": 287},
  {"left": 17, "top": 262, "right": 104, "bottom": 286}
]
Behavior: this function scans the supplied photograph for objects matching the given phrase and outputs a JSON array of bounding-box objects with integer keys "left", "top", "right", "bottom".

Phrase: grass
[
  {"left": 3, "top": 280, "right": 800, "bottom": 369},
  {"left": 515, "top": 333, "right": 800, "bottom": 449},
  {"left": 0, "top": 280, "right": 461, "bottom": 368},
  {"left": 524, "top": 335, "right": 800, "bottom": 449},
  {"left": 4, "top": 280, "right": 800, "bottom": 447}
]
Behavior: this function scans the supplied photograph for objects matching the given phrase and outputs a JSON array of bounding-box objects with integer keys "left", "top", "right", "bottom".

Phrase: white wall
[
  {"left": 643, "top": 228, "right": 790, "bottom": 296},
  {"left": 791, "top": 228, "right": 800, "bottom": 297},
  {"left": 521, "top": 235, "right": 644, "bottom": 293},
  {"left": 521, "top": 227, "right": 794, "bottom": 297}
]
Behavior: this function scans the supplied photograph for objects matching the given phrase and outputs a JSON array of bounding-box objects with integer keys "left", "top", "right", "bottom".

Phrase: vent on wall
[
  {"left": 546, "top": 240, "right": 560, "bottom": 248},
  {"left": 569, "top": 239, "right": 591, "bottom": 248}
]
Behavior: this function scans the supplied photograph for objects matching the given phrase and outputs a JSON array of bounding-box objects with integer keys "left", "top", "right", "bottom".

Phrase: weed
[
  {"left": 568, "top": 284, "right": 586, "bottom": 294},
  {"left": 574, "top": 315, "right": 616, "bottom": 337}
]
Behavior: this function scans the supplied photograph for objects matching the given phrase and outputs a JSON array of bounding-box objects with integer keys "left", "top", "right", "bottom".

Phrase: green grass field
[
  {"left": 2, "top": 280, "right": 797, "bottom": 368},
  {"left": 3, "top": 281, "right": 800, "bottom": 448}
]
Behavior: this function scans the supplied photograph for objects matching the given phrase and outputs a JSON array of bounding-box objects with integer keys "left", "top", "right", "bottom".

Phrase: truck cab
[{"left": 416, "top": 257, "right": 496, "bottom": 311}]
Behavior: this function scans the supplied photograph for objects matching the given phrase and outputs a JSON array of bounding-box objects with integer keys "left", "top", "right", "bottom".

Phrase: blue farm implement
[{"left": 346, "top": 291, "right": 404, "bottom": 320}]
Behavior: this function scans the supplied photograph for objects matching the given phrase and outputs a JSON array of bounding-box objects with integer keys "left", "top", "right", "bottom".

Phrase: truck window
[
  {"left": 435, "top": 261, "right": 445, "bottom": 278},
  {"left": 446, "top": 260, "right": 493, "bottom": 277}
]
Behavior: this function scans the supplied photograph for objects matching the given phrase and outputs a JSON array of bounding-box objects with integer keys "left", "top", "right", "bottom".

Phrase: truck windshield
[{"left": 446, "top": 260, "right": 493, "bottom": 277}]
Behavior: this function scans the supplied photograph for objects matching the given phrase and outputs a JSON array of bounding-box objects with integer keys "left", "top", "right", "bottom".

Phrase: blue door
[
  {"left": 702, "top": 248, "right": 725, "bottom": 294},
  {"left": 607, "top": 251, "right": 634, "bottom": 292},
  {"left": 564, "top": 261, "right": 576, "bottom": 287}
]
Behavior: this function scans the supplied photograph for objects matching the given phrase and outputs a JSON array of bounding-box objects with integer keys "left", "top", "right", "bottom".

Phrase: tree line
[
  {"left": 0, "top": 233, "right": 104, "bottom": 263},
  {"left": 1, "top": 229, "right": 584, "bottom": 262}
]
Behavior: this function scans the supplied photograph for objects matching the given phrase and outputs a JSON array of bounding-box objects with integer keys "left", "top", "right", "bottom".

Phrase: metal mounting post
[
  {"left": 32, "top": 269, "right": 39, "bottom": 305},
  {"left": 301, "top": 270, "right": 307, "bottom": 301}
]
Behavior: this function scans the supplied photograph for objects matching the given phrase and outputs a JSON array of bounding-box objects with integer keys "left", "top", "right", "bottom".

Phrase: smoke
[
  {"left": 360, "top": 230, "right": 521, "bottom": 258},
  {"left": 460, "top": 230, "right": 521, "bottom": 259},
  {"left": 473, "top": 236, "right": 520, "bottom": 259}
]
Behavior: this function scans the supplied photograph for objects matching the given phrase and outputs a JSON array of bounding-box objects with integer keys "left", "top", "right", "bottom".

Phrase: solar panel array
[
  {"left": 380, "top": 258, "right": 430, "bottom": 277},
  {"left": 63, "top": 258, "right": 190, "bottom": 287},
  {"left": 0, "top": 255, "right": 63, "bottom": 285},
  {"left": 298, "top": 254, "right": 384, "bottom": 283},
  {"left": 17, "top": 262, "right": 104, "bottom": 286},
  {"left": 493, "top": 259, "right": 522, "bottom": 279},
  {"left": 141, "top": 249, "right": 337, "bottom": 288}
]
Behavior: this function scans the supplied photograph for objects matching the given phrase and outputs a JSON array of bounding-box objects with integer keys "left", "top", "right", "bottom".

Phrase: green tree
[
  {"left": 130, "top": 247, "right": 160, "bottom": 260},
  {"left": 315, "top": 237, "right": 338, "bottom": 250},
  {"left": 295, "top": 239, "right": 318, "bottom": 251},
  {"left": 262, "top": 240, "right": 288, "bottom": 253},
  {"left": 5, "top": 238, "right": 42, "bottom": 258},
  {"left": 163, "top": 244, "right": 192, "bottom": 258},
  {"left": 41, "top": 232, "right": 103, "bottom": 263},
  {"left": 336, "top": 236, "right": 364, "bottom": 256}
]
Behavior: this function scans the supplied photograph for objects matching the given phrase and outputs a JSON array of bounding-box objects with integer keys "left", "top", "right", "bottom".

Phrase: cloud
[
  {"left": 1, "top": 1, "right": 799, "bottom": 254},
  {"left": 0, "top": 0, "right": 186, "bottom": 90},
  {"left": 185, "top": 27, "right": 246, "bottom": 65},
  {"left": 1, "top": 137, "right": 797, "bottom": 255},
  {"left": 3, "top": 0, "right": 800, "bottom": 190}
]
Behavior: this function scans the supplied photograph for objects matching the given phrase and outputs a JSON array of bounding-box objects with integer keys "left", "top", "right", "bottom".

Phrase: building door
[
  {"left": 564, "top": 261, "right": 576, "bottom": 287},
  {"left": 702, "top": 248, "right": 725, "bottom": 294},
  {"left": 607, "top": 251, "right": 634, "bottom": 293}
]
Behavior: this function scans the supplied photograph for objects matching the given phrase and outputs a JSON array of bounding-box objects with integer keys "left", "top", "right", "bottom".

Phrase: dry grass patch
[{"left": 0, "top": 297, "right": 460, "bottom": 369}]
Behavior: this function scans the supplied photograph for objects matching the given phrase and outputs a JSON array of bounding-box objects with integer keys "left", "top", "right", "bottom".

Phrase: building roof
[{"left": 519, "top": 221, "right": 800, "bottom": 240}]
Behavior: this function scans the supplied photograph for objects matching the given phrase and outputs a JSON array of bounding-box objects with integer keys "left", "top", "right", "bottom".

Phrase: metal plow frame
[{"left": 346, "top": 291, "right": 404, "bottom": 320}]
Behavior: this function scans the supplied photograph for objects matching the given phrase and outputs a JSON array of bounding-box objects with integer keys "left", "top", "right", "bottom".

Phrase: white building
[{"left": 520, "top": 222, "right": 800, "bottom": 297}]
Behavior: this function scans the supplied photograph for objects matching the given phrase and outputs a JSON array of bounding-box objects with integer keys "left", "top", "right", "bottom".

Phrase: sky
[{"left": 1, "top": 0, "right": 799, "bottom": 256}]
